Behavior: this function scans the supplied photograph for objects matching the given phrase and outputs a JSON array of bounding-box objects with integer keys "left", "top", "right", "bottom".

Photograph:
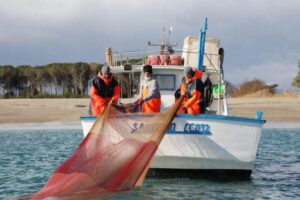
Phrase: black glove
[{"left": 185, "top": 91, "right": 192, "bottom": 98}]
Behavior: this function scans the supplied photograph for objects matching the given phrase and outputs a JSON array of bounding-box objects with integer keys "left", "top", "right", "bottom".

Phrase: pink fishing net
[{"left": 21, "top": 97, "right": 182, "bottom": 199}]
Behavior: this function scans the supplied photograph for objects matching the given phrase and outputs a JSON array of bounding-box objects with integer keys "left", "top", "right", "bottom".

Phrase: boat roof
[{"left": 110, "top": 65, "right": 185, "bottom": 73}]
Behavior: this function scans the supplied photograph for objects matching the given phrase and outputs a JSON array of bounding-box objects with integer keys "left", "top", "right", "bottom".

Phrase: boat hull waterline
[{"left": 80, "top": 114, "right": 265, "bottom": 178}]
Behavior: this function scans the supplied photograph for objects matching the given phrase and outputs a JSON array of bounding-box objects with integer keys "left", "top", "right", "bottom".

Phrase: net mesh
[{"left": 22, "top": 97, "right": 182, "bottom": 199}]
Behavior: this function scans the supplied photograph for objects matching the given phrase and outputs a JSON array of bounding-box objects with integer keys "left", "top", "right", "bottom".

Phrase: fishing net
[{"left": 25, "top": 97, "right": 182, "bottom": 199}]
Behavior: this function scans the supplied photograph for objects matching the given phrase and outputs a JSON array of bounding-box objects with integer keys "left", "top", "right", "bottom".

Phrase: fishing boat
[{"left": 80, "top": 19, "right": 266, "bottom": 178}]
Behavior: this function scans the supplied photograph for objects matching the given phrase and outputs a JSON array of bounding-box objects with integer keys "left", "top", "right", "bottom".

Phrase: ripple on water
[{"left": 0, "top": 128, "right": 299, "bottom": 199}]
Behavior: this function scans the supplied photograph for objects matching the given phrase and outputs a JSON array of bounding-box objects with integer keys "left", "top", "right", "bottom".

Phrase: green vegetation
[
  {"left": 0, "top": 63, "right": 101, "bottom": 98},
  {"left": 292, "top": 60, "right": 300, "bottom": 88},
  {"left": 231, "top": 79, "right": 277, "bottom": 97}
]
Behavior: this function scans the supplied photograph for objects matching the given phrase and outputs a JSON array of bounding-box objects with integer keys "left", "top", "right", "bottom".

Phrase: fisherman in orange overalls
[
  {"left": 134, "top": 65, "right": 161, "bottom": 113},
  {"left": 179, "top": 67, "right": 204, "bottom": 115},
  {"left": 89, "top": 66, "right": 120, "bottom": 116}
]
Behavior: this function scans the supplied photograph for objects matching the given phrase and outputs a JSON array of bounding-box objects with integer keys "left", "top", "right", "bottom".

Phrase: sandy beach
[
  {"left": 0, "top": 97, "right": 300, "bottom": 124},
  {"left": 228, "top": 97, "right": 300, "bottom": 122}
]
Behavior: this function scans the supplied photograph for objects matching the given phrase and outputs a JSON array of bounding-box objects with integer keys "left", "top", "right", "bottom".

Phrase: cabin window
[
  {"left": 154, "top": 74, "right": 176, "bottom": 91},
  {"left": 113, "top": 72, "right": 141, "bottom": 98}
]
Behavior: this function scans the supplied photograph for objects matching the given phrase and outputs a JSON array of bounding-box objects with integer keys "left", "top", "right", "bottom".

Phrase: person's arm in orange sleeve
[
  {"left": 90, "top": 86, "right": 106, "bottom": 104},
  {"left": 112, "top": 84, "right": 120, "bottom": 103},
  {"left": 179, "top": 83, "right": 185, "bottom": 95},
  {"left": 193, "top": 69, "right": 203, "bottom": 79},
  {"left": 183, "top": 90, "right": 201, "bottom": 109}
]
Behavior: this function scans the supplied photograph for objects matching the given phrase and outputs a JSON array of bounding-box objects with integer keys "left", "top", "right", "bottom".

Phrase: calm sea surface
[{"left": 0, "top": 127, "right": 299, "bottom": 199}]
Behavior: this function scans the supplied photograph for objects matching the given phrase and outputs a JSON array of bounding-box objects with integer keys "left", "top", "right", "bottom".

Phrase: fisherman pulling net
[{"left": 19, "top": 97, "right": 182, "bottom": 199}]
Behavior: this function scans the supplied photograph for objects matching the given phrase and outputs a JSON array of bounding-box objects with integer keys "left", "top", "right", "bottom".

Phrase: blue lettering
[
  {"left": 181, "top": 123, "right": 211, "bottom": 135},
  {"left": 184, "top": 123, "right": 189, "bottom": 132},
  {"left": 129, "top": 122, "right": 212, "bottom": 135},
  {"left": 203, "top": 124, "right": 209, "bottom": 135},
  {"left": 190, "top": 123, "right": 196, "bottom": 132},
  {"left": 196, "top": 124, "right": 201, "bottom": 132},
  {"left": 130, "top": 123, "right": 144, "bottom": 133},
  {"left": 167, "top": 123, "right": 176, "bottom": 132}
]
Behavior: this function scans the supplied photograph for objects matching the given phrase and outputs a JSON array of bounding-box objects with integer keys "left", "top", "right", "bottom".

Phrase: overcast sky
[{"left": 0, "top": 0, "right": 299, "bottom": 89}]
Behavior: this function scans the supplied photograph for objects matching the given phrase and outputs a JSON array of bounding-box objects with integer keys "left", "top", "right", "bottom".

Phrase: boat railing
[
  {"left": 111, "top": 49, "right": 161, "bottom": 67},
  {"left": 111, "top": 49, "right": 189, "bottom": 67},
  {"left": 108, "top": 48, "right": 220, "bottom": 73},
  {"left": 106, "top": 49, "right": 220, "bottom": 73}
]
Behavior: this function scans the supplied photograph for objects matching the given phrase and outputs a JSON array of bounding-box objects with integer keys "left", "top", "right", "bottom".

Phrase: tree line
[
  {"left": 0, "top": 63, "right": 102, "bottom": 98},
  {"left": 1, "top": 59, "right": 299, "bottom": 99}
]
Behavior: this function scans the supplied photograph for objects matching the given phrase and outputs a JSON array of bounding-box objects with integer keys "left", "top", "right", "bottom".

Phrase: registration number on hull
[
  {"left": 167, "top": 122, "right": 211, "bottom": 135},
  {"left": 130, "top": 122, "right": 211, "bottom": 135}
]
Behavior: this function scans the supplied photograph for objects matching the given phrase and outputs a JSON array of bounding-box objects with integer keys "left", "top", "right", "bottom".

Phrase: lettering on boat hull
[
  {"left": 130, "top": 122, "right": 211, "bottom": 135},
  {"left": 167, "top": 122, "right": 211, "bottom": 135}
]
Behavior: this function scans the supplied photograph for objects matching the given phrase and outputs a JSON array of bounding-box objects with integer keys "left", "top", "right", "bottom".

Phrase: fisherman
[
  {"left": 134, "top": 65, "right": 161, "bottom": 113},
  {"left": 179, "top": 66, "right": 204, "bottom": 115},
  {"left": 89, "top": 65, "right": 120, "bottom": 116}
]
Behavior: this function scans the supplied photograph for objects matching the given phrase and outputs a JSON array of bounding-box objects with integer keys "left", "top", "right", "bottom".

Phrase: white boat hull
[{"left": 80, "top": 114, "right": 265, "bottom": 178}]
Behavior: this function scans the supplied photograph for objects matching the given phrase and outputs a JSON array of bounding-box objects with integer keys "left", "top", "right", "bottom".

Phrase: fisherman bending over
[
  {"left": 90, "top": 66, "right": 120, "bottom": 116},
  {"left": 134, "top": 65, "right": 161, "bottom": 113},
  {"left": 179, "top": 66, "right": 204, "bottom": 115}
]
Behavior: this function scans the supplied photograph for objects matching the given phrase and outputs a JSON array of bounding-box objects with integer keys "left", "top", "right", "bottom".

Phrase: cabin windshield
[
  {"left": 154, "top": 74, "right": 176, "bottom": 91},
  {"left": 113, "top": 67, "right": 180, "bottom": 99},
  {"left": 113, "top": 72, "right": 141, "bottom": 98}
]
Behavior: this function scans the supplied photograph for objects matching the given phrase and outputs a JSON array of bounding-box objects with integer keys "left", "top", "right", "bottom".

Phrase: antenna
[
  {"left": 162, "top": 26, "right": 165, "bottom": 46},
  {"left": 148, "top": 26, "right": 178, "bottom": 55},
  {"left": 167, "top": 26, "right": 173, "bottom": 45}
]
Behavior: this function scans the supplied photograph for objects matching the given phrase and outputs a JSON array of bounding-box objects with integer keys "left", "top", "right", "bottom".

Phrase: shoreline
[
  {"left": 0, "top": 97, "right": 299, "bottom": 124},
  {"left": 0, "top": 121, "right": 300, "bottom": 130},
  {"left": 0, "top": 122, "right": 82, "bottom": 130}
]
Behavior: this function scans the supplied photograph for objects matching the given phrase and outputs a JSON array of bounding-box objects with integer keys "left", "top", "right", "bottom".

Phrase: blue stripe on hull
[{"left": 80, "top": 114, "right": 266, "bottom": 125}]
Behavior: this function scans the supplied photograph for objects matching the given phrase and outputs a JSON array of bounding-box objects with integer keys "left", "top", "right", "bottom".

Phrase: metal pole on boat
[
  {"left": 197, "top": 18, "right": 208, "bottom": 71},
  {"left": 218, "top": 70, "right": 221, "bottom": 115},
  {"left": 219, "top": 48, "right": 228, "bottom": 115},
  {"left": 161, "top": 26, "right": 165, "bottom": 55}
]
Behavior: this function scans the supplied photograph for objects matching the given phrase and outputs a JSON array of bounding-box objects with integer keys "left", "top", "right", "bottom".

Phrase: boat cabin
[{"left": 108, "top": 36, "right": 228, "bottom": 115}]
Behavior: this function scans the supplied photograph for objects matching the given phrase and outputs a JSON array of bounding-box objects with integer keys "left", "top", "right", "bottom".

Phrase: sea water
[{"left": 0, "top": 126, "right": 299, "bottom": 199}]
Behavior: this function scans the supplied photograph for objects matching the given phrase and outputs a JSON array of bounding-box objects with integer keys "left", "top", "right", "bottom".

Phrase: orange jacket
[
  {"left": 90, "top": 73, "right": 120, "bottom": 116},
  {"left": 140, "top": 79, "right": 161, "bottom": 113},
  {"left": 179, "top": 69, "right": 203, "bottom": 115}
]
